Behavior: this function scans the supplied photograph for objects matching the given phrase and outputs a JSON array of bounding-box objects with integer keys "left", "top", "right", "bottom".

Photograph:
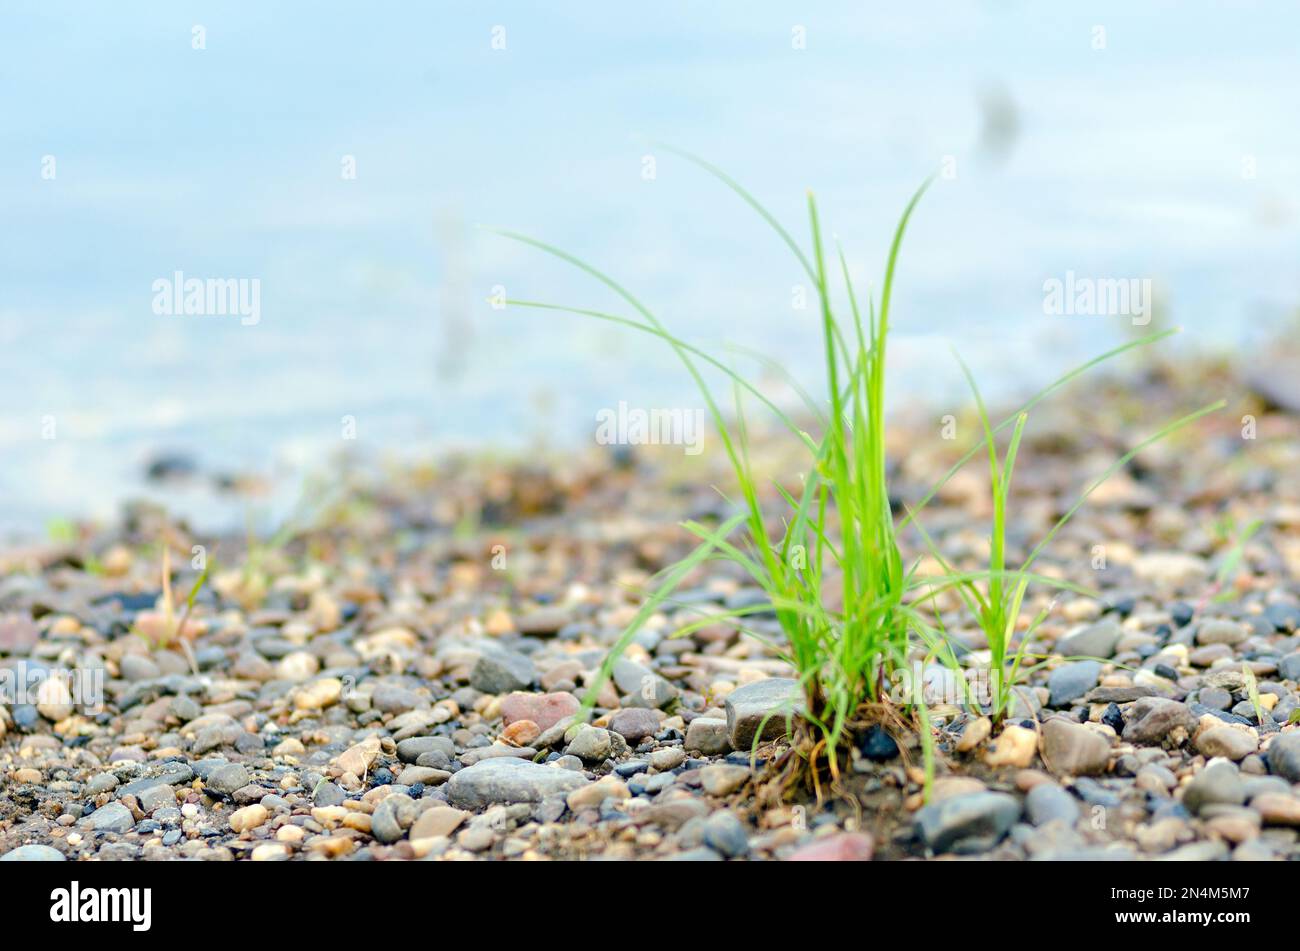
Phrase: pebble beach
[{"left": 3, "top": 348, "right": 1299, "bottom": 863}]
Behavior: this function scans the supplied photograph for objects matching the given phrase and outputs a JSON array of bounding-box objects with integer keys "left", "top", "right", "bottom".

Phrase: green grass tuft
[{"left": 493, "top": 149, "right": 1222, "bottom": 782}]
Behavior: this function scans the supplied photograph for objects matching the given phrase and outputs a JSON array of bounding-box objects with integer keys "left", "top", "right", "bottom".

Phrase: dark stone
[
  {"left": 857, "top": 724, "right": 899, "bottom": 762},
  {"left": 1101, "top": 703, "right": 1125, "bottom": 734}
]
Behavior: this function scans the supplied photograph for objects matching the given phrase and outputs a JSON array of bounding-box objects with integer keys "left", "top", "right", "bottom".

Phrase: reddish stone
[
  {"left": 0, "top": 614, "right": 39, "bottom": 654},
  {"left": 786, "top": 832, "right": 874, "bottom": 862},
  {"left": 499, "top": 691, "right": 580, "bottom": 730}
]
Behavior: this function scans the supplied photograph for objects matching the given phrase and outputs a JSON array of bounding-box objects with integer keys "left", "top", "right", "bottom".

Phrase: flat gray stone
[
  {"left": 204, "top": 762, "right": 251, "bottom": 798},
  {"left": 611, "top": 659, "right": 678, "bottom": 709},
  {"left": 1025, "top": 783, "right": 1080, "bottom": 827},
  {"left": 116, "top": 762, "right": 194, "bottom": 797},
  {"left": 1057, "top": 619, "right": 1121, "bottom": 659},
  {"left": 1047, "top": 661, "right": 1102, "bottom": 708},
  {"left": 78, "top": 801, "right": 135, "bottom": 834},
  {"left": 915, "top": 792, "right": 1020, "bottom": 853},
  {"left": 469, "top": 647, "right": 537, "bottom": 694},
  {"left": 397, "top": 736, "right": 456, "bottom": 763},
  {"left": 724, "top": 678, "right": 803, "bottom": 750},
  {"left": 685, "top": 716, "right": 731, "bottom": 755},
  {"left": 445, "top": 757, "right": 589, "bottom": 809},
  {"left": 0, "top": 844, "right": 66, "bottom": 861}
]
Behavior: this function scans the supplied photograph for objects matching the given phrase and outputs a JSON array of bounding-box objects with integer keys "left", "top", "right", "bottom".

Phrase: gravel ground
[{"left": 2, "top": 354, "right": 1300, "bottom": 862}]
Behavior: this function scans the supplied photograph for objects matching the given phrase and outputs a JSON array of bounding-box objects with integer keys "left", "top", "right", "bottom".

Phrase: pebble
[
  {"left": 313, "top": 780, "right": 347, "bottom": 807},
  {"left": 515, "top": 606, "right": 573, "bottom": 636},
  {"left": 1195, "top": 725, "right": 1258, "bottom": 761},
  {"left": 611, "top": 659, "right": 678, "bottom": 709},
  {"left": 120, "top": 654, "right": 161, "bottom": 682},
  {"left": 1025, "top": 783, "right": 1081, "bottom": 826},
  {"left": 1183, "top": 759, "right": 1246, "bottom": 814},
  {"left": 371, "top": 793, "right": 420, "bottom": 844},
  {"left": 1057, "top": 619, "right": 1121, "bottom": 659},
  {"left": 470, "top": 647, "right": 537, "bottom": 694},
  {"left": 1122, "top": 697, "right": 1198, "bottom": 747},
  {"left": 685, "top": 716, "right": 732, "bottom": 755},
  {"left": 205, "top": 763, "right": 251, "bottom": 798},
  {"left": 699, "top": 764, "right": 750, "bottom": 796},
  {"left": 1047, "top": 661, "right": 1102, "bottom": 708},
  {"left": 1135, "top": 763, "right": 1177, "bottom": 793},
  {"left": 1132, "top": 552, "right": 1208, "bottom": 589},
  {"left": 723, "top": 677, "right": 801, "bottom": 749},
  {"left": 410, "top": 806, "right": 469, "bottom": 840},
  {"left": 1205, "top": 808, "right": 1259, "bottom": 843},
  {"left": 396, "top": 766, "right": 450, "bottom": 786},
  {"left": 1251, "top": 792, "right": 1300, "bottom": 826},
  {"left": 565, "top": 725, "right": 613, "bottom": 763},
  {"left": 229, "top": 804, "right": 269, "bottom": 833},
  {"left": 295, "top": 677, "right": 344, "bottom": 711},
  {"left": 137, "top": 784, "right": 176, "bottom": 814},
  {"left": 649, "top": 747, "right": 686, "bottom": 772},
  {"left": 1199, "top": 686, "right": 1233, "bottom": 710},
  {"left": 1196, "top": 618, "right": 1248, "bottom": 646},
  {"left": 36, "top": 677, "right": 74, "bottom": 721},
  {"left": 251, "top": 843, "right": 291, "bottom": 861},
  {"left": 397, "top": 736, "right": 455, "bottom": 763},
  {"left": 444, "top": 758, "right": 589, "bottom": 809},
  {"left": 502, "top": 720, "right": 541, "bottom": 746},
  {"left": 79, "top": 801, "right": 135, "bottom": 834},
  {"left": 785, "top": 832, "right": 874, "bottom": 862},
  {"left": 1136, "top": 816, "right": 1189, "bottom": 853},
  {"left": 1266, "top": 732, "right": 1300, "bottom": 781},
  {"left": 1266, "top": 603, "right": 1300, "bottom": 633},
  {"left": 566, "top": 774, "right": 630, "bottom": 810},
  {"left": 607, "top": 707, "right": 661, "bottom": 743},
  {"left": 500, "top": 691, "right": 580, "bottom": 730},
  {"left": 914, "top": 792, "right": 1021, "bottom": 853},
  {"left": 701, "top": 811, "right": 749, "bottom": 858},
  {"left": 87, "top": 773, "right": 119, "bottom": 795},
  {"left": 984, "top": 724, "right": 1037, "bottom": 769},
  {"left": 857, "top": 724, "right": 899, "bottom": 762},
  {"left": 956, "top": 716, "right": 991, "bottom": 752},
  {"left": 1039, "top": 718, "right": 1110, "bottom": 776},
  {"left": 1158, "top": 840, "right": 1229, "bottom": 861},
  {"left": 1101, "top": 702, "right": 1125, "bottom": 734},
  {"left": 1278, "top": 654, "right": 1300, "bottom": 682},
  {"left": 276, "top": 651, "right": 319, "bottom": 682},
  {"left": 0, "top": 844, "right": 65, "bottom": 861}
]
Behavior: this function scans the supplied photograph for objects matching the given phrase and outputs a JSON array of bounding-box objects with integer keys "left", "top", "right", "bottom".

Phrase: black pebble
[
  {"left": 1102, "top": 702, "right": 1125, "bottom": 734},
  {"left": 857, "top": 724, "right": 899, "bottom": 762},
  {"left": 1154, "top": 663, "right": 1179, "bottom": 681},
  {"left": 1106, "top": 594, "right": 1137, "bottom": 617},
  {"left": 1170, "top": 601, "right": 1195, "bottom": 627},
  {"left": 371, "top": 767, "right": 393, "bottom": 786}
]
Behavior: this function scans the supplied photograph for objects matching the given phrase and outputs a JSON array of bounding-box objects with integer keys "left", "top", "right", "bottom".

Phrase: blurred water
[{"left": 2, "top": 2, "right": 1298, "bottom": 535}]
